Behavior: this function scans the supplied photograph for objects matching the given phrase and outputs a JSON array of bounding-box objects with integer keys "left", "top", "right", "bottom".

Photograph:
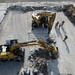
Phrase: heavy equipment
[
  {"left": 62, "top": 4, "right": 75, "bottom": 23},
  {"left": 62, "top": 4, "right": 74, "bottom": 11},
  {"left": 0, "top": 39, "right": 59, "bottom": 61},
  {"left": 32, "top": 11, "right": 56, "bottom": 34},
  {"left": 0, "top": 39, "right": 24, "bottom": 61}
]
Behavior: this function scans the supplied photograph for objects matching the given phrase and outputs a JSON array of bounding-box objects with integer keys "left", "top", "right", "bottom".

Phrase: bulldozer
[
  {"left": 32, "top": 11, "right": 56, "bottom": 34},
  {"left": 0, "top": 39, "right": 59, "bottom": 61}
]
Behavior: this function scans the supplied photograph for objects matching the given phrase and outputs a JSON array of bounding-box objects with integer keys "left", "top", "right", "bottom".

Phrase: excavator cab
[
  {"left": 32, "top": 11, "right": 56, "bottom": 35},
  {"left": 0, "top": 45, "right": 10, "bottom": 53},
  {"left": 32, "top": 12, "right": 48, "bottom": 29},
  {"left": 32, "top": 16, "right": 48, "bottom": 28},
  {"left": 0, "top": 44, "right": 14, "bottom": 61},
  {"left": 0, "top": 39, "right": 24, "bottom": 61}
]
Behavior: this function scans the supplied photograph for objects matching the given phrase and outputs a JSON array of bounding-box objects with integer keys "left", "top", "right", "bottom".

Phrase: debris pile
[
  {"left": 7, "top": 5, "right": 46, "bottom": 13},
  {"left": 62, "top": 4, "right": 75, "bottom": 23},
  {"left": 24, "top": 54, "right": 48, "bottom": 75},
  {"left": 7, "top": 5, "right": 63, "bottom": 13}
]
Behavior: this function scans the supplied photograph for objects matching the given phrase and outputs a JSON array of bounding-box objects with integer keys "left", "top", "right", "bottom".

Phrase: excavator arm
[
  {"left": 10, "top": 41, "right": 39, "bottom": 52},
  {"left": 0, "top": 39, "right": 59, "bottom": 60},
  {"left": 10, "top": 39, "right": 58, "bottom": 57}
]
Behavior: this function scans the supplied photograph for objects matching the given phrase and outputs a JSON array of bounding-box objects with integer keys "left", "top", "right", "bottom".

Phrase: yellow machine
[
  {"left": 0, "top": 39, "right": 59, "bottom": 61},
  {"left": 32, "top": 11, "right": 56, "bottom": 34}
]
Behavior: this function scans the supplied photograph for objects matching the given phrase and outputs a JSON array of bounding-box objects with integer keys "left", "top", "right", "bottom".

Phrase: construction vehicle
[
  {"left": 62, "top": 4, "right": 75, "bottom": 23},
  {"left": 62, "top": 4, "right": 74, "bottom": 11},
  {"left": 0, "top": 39, "right": 24, "bottom": 61},
  {"left": 32, "top": 11, "right": 56, "bottom": 34},
  {"left": 0, "top": 39, "right": 59, "bottom": 61}
]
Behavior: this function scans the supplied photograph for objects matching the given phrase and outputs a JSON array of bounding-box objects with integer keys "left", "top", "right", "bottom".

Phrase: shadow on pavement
[
  {"left": 55, "top": 28, "right": 62, "bottom": 38},
  {"left": 0, "top": 61, "right": 23, "bottom": 75},
  {"left": 61, "top": 26, "right": 66, "bottom": 34},
  {"left": 64, "top": 41, "right": 70, "bottom": 53},
  {"left": 31, "top": 28, "right": 49, "bottom": 41},
  {"left": 55, "top": 27, "right": 70, "bottom": 53},
  {"left": 47, "top": 59, "right": 60, "bottom": 75}
]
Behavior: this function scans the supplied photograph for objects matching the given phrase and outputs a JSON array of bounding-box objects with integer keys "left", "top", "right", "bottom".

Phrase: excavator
[
  {"left": 32, "top": 11, "right": 56, "bottom": 34},
  {"left": 0, "top": 39, "right": 59, "bottom": 61}
]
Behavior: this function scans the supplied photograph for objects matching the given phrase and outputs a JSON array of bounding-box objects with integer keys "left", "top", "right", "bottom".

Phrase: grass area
[{"left": 0, "top": 0, "right": 5, "bottom": 3}]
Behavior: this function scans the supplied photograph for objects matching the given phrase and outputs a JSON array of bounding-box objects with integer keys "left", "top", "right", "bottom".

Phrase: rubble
[
  {"left": 7, "top": 5, "right": 63, "bottom": 13},
  {"left": 27, "top": 56, "right": 48, "bottom": 75},
  {"left": 7, "top": 5, "right": 46, "bottom": 12},
  {"left": 62, "top": 4, "right": 75, "bottom": 23}
]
